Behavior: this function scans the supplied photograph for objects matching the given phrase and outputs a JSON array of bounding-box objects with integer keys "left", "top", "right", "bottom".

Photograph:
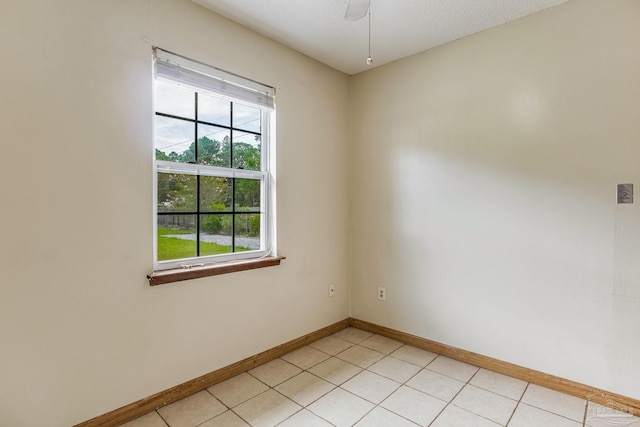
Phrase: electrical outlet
[
  {"left": 378, "top": 287, "right": 386, "bottom": 301},
  {"left": 329, "top": 284, "right": 335, "bottom": 298}
]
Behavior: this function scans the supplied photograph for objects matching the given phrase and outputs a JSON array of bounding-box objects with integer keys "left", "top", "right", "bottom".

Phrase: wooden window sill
[{"left": 147, "top": 256, "right": 285, "bottom": 286}]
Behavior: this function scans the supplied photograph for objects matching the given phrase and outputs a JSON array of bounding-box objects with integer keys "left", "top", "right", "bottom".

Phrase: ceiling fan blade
[{"left": 344, "top": 0, "right": 369, "bottom": 21}]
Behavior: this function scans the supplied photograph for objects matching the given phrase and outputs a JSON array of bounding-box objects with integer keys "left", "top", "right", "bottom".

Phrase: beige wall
[
  {"left": 0, "top": 1, "right": 350, "bottom": 426},
  {"left": 350, "top": 0, "right": 640, "bottom": 400}
]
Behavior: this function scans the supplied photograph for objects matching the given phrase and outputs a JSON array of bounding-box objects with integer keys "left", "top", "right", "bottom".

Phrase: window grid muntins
[{"left": 155, "top": 83, "right": 263, "bottom": 263}]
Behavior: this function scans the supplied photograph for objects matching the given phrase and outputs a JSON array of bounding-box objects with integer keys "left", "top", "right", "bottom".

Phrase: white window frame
[{"left": 152, "top": 48, "right": 274, "bottom": 271}]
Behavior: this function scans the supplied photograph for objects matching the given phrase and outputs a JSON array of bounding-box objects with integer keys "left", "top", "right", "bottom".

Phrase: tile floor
[{"left": 119, "top": 328, "right": 639, "bottom": 427}]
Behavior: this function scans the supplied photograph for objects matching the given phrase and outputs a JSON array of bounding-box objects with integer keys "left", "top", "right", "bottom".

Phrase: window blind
[{"left": 154, "top": 48, "right": 275, "bottom": 109}]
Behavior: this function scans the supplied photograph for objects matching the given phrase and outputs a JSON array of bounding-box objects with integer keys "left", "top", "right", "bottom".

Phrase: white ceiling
[{"left": 193, "top": 0, "right": 569, "bottom": 75}]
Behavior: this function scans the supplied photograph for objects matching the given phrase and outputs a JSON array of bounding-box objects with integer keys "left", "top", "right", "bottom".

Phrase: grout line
[
  {"left": 454, "top": 375, "right": 522, "bottom": 426},
  {"left": 318, "top": 335, "right": 422, "bottom": 426},
  {"left": 582, "top": 399, "right": 588, "bottom": 426},
  {"left": 426, "top": 360, "right": 478, "bottom": 426},
  {"left": 505, "top": 382, "right": 530, "bottom": 426},
  {"left": 339, "top": 387, "right": 378, "bottom": 426},
  {"left": 230, "top": 407, "right": 252, "bottom": 427},
  {"left": 425, "top": 403, "right": 448, "bottom": 427},
  {"left": 273, "top": 407, "right": 302, "bottom": 427},
  {"left": 191, "top": 389, "right": 230, "bottom": 427},
  {"left": 202, "top": 387, "right": 227, "bottom": 407},
  {"left": 513, "top": 387, "right": 587, "bottom": 426},
  {"left": 155, "top": 410, "right": 170, "bottom": 427}
]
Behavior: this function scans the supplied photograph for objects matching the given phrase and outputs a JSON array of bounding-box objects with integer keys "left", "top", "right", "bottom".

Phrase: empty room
[{"left": 1, "top": 0, "right": 639, "bottom": 426}]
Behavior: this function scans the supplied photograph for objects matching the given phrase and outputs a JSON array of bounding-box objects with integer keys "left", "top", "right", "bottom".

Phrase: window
[{"left": 153, "top": 48, "right": 274, "bottom": 271}]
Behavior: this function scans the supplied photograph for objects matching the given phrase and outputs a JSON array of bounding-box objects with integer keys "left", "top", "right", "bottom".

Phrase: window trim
[{"left": 152, "top": 48, "right": 275, "bottom": 273}]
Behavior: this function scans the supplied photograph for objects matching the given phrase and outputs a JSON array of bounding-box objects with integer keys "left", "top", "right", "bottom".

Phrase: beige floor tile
[
  {"left": 452, "top": 384, "right": 517, "bottom": 425},
  {"left": 469, "top": 368, "right": 528, "bottom": 400},
  {"left": 406, "top": 369, "right": 465, "bottom": 402},
  {"left": 198, "top": 410, "right": 249, "bottom": 427},
  {"left": 232, "top": 390, "right": 300, "bottom": 427},
  {"left": 521, "top": 384, "right": 586, "bottom": 422},
  {"left": 248, "top": 358, "right": 302, "bottom": 387},
  {"left": 123, "top": 328, "right": 607, "bottom": 427},
  {"left": 341, "top": 370, "right": 401, "bottom": 404},
  {"left": 368, "top": 356, "right": 421, "bottom": 383},
  {"left": 274, "top": 372, "right": 335, "bottom": 406},
  {"left": 308, "top": 388, "right": 375, "bottom": 427},
  {"left": 381, "top": 385, "right": 447, "bottom": 426},
  {"left": 157, "top": 391, "right": 226, "bottom": 427},
  {"left": 119, "top": 411, "right": 167, "bottom": 427},
  {"left": 277, "top": 409, "right": 333, "bottom": 427},
  {"left": 281, "top": 345, "right": 330, "bottom": 370},
  {"left": 354, "top": 406, "right": 420, "bottom": 427},
  {"left": 390, "top": 345, "right": 438, "bottom": 367},
  {"left": 585, "top": 401, "right": 640, "bottom": 427},
  {"left": 431, "top": 405, "right": 501, "bottom": 427},
  {"left": 308, "top": 357, "right": 363, "bottom": 385},
  {"left": 509, "top": 403, "right": 582, "bottom": 427},
  {"left": 207, "top": 372, "right": 269, "bottom": 408},
  {"left": 336, "top": 345, "right": 385, "bottom": 368},
  {"left": 333, "top": 327, "right": 373, "bottom": 344},
  {"left": 309, "top": 336, "right": 353, "bottom": 355},
  {"left": 359, "top": 334, "right": 404, "bottom": 354},
  {"left": 426, "top": 356, "right": 479, "bottom": 382}
]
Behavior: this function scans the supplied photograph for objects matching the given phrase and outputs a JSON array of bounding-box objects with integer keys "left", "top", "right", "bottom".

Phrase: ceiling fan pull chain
[{"left": 366, "top": 0, "right": 373, "bottom": 65}]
